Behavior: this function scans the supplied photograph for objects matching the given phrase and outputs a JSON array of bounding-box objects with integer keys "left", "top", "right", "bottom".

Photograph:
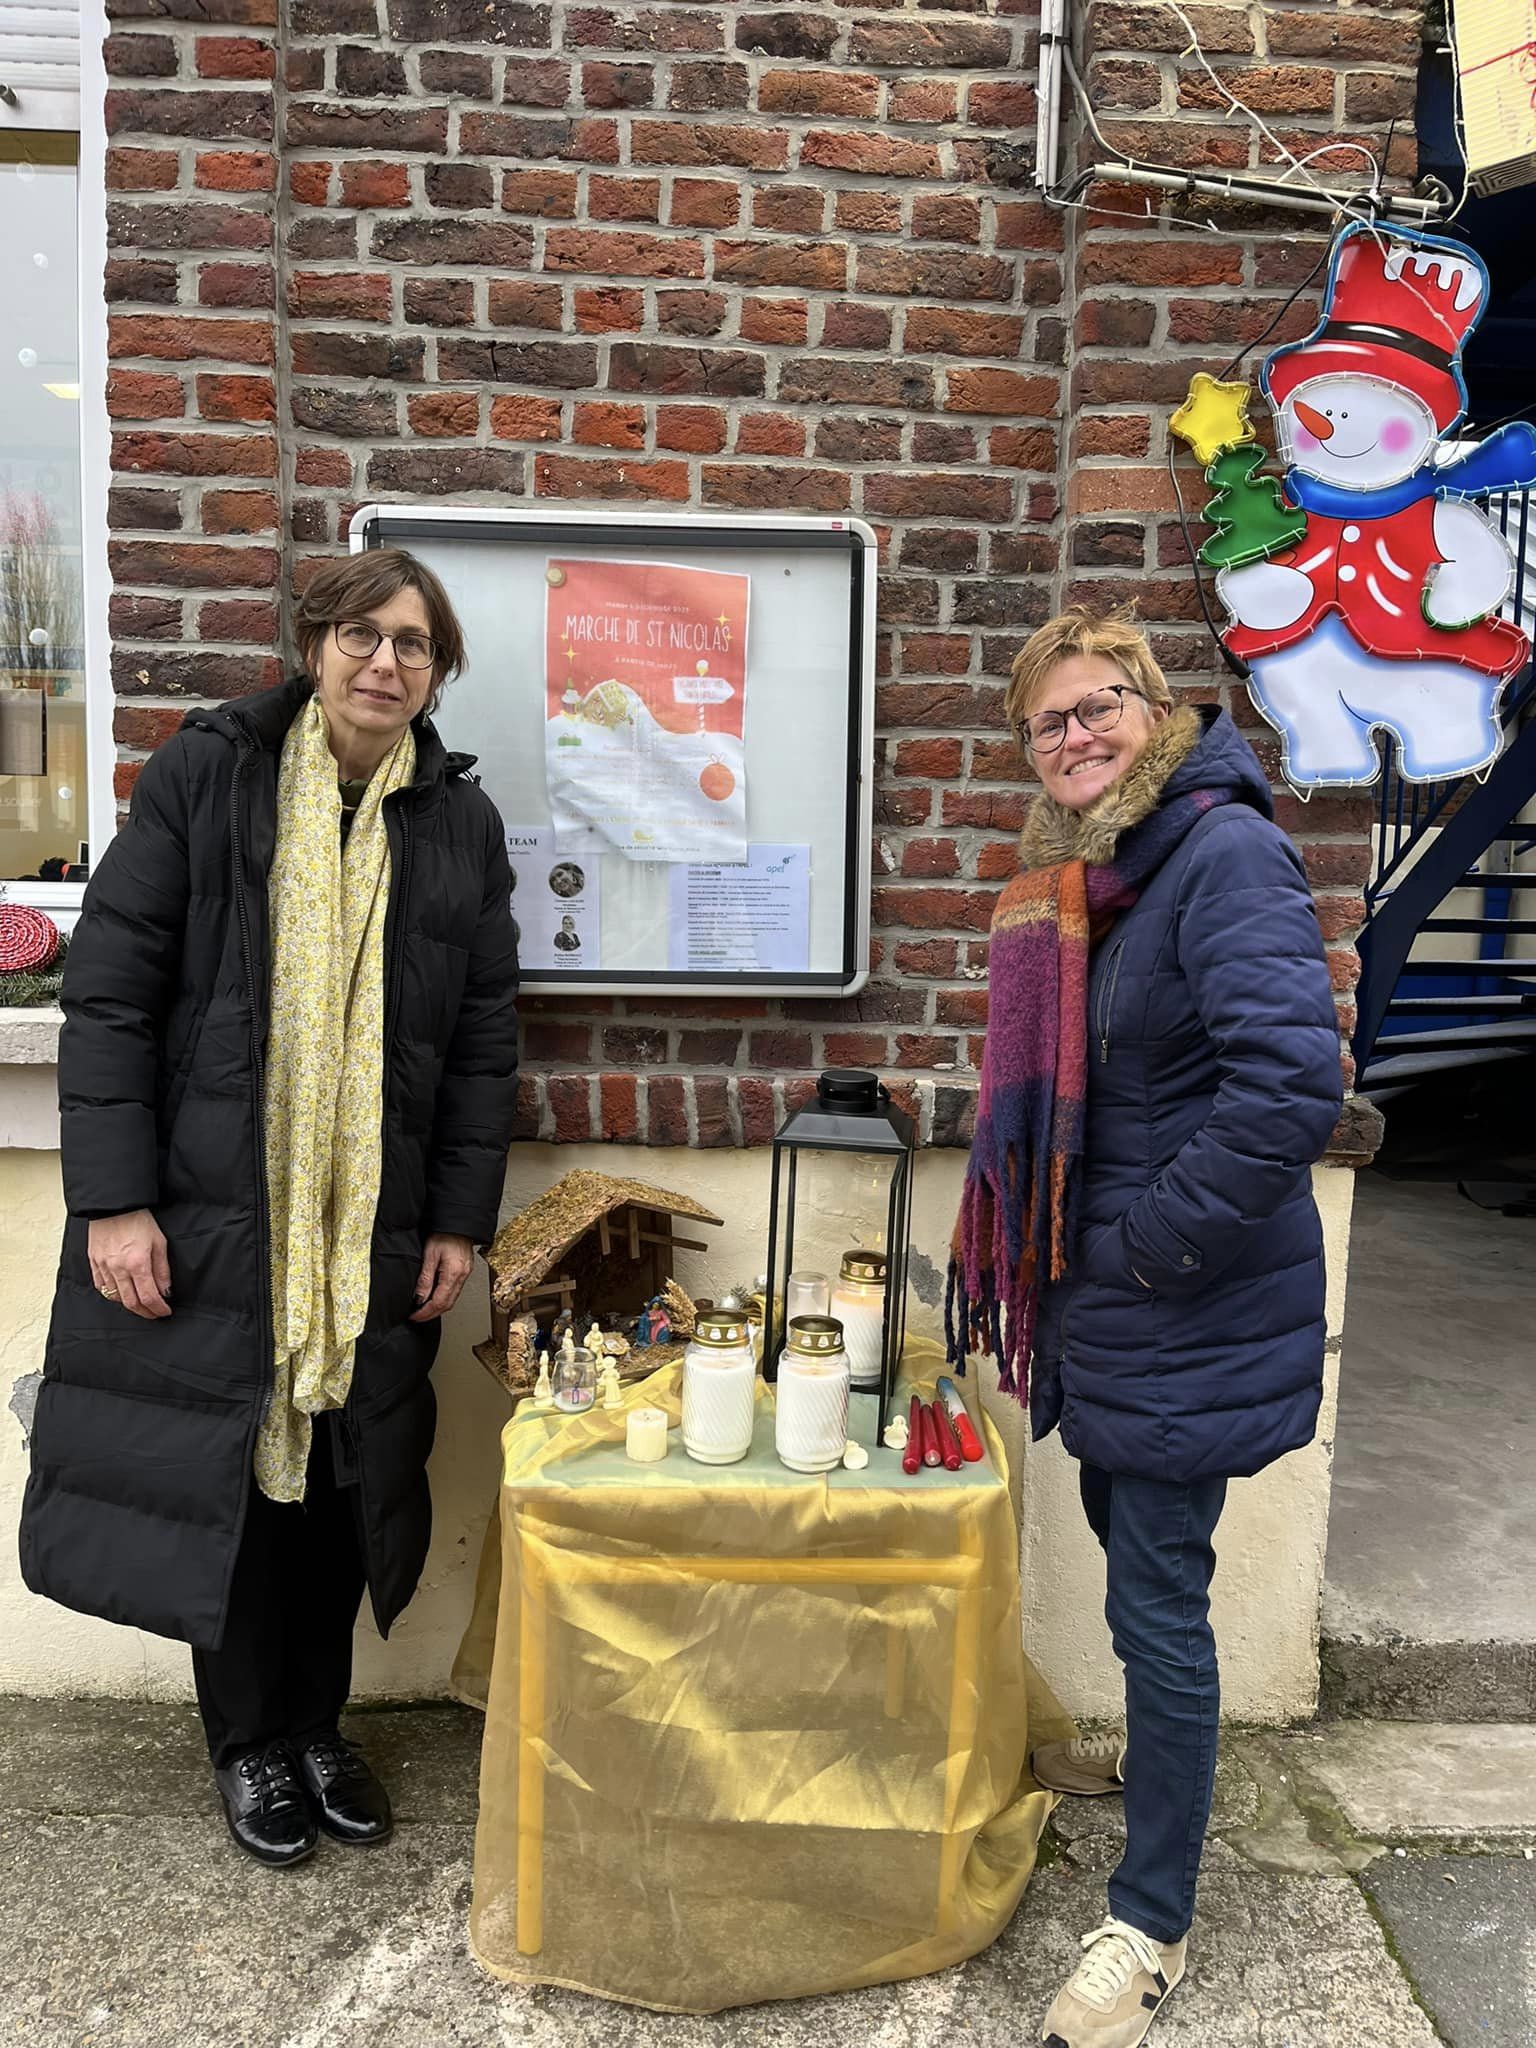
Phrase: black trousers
[{"left": 192, "top": 1415, "right": 369, "bottom": 1771}]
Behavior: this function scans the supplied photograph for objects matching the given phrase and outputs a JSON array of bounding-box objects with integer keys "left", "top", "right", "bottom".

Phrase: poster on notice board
[
  {"left": 504, "top": 826, "right": 602, "bottom": 971},
  {"left": 544, "top": 556, "right": 750, "bottom": 863}
]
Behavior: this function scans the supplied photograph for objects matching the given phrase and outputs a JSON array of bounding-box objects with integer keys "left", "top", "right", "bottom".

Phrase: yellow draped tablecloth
[{"left": 453, "top": 1337, "right": 1070, "bottom": 2013}]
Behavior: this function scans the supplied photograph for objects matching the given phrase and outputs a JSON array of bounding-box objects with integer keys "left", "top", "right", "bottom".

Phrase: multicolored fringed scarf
[{"left": 946, "top": 707, "right": 1232, "bottom": 1401}]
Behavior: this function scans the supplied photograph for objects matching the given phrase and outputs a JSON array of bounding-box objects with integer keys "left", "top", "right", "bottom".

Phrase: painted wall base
[{"left": 0, "top": 1144, "right": 1353, "bottom": 1723}]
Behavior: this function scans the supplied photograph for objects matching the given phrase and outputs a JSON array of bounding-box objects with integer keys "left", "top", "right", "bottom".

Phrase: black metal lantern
[{"left": 763, "top": 1069, "right": 915, "bottom": 1450}]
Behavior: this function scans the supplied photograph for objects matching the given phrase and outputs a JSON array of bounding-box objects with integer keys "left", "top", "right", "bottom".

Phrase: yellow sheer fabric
[{"left": 454, "top": 1339, "right": 1070, "bottom": 2012}]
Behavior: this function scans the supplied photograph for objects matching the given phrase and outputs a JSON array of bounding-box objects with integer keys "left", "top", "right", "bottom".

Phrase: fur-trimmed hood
[{"left": 1019, "top": 704, "right": 1273, "bottom": 871}]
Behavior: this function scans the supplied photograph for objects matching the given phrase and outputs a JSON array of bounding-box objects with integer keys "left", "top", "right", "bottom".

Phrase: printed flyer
[
  {"left": 544, "top": 556, "right": 750, "bottom": 863},
  {"left": 504, "top": 825, "right": 602, "bottom": 971},
  {"left": 667, "top": 843, "right": 811, "bottom": 974}
]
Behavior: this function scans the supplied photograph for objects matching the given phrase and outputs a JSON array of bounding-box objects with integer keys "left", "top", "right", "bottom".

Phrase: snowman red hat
[{"left": 1262, "top": 223, "right": 1487, "bottom": 434}]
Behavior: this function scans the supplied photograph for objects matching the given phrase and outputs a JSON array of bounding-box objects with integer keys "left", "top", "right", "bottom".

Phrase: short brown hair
[
  {"left": 294, "top": 548, "right": 467, "bottom": 713},
  {"left": 1005, "top": 604, "right": 1173, "bottom": 748}
]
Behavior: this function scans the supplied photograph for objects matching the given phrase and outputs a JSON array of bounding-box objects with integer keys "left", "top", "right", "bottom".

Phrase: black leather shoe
[
  {"left": 214, "top": 1743, "right": 317, "bottom": 1868},
  {"left": 297, "top": 1734, "right": 393, "bottom": 1845}
]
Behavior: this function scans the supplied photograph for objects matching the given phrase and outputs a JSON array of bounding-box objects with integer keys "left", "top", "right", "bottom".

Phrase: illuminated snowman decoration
[{"left": 1212, "top": 225, "right": 1536, "bottom": 789}]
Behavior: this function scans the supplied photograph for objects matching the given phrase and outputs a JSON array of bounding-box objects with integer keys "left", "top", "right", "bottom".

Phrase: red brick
[
  {"left": 850, "top": 20, "right": 1011, "bottom": 67},
  {"left": 535, "top": 454, "right": 689, "bottom": 502},
  {"left": 196, "top": 372, "right": 276, "bottom": 423},
  {"left": 865, "top": 472, "right": 1014, "bottom": 522},
  {"left": 501, "top": 168, "right": 579, "bottom": 216},
  {"left": 630, "top": 120, "right": 788, "bottom": 171},
  {"left": 701, "top": 465, "right": 850, "bottom": 512},
  {"left": 488, "top": 278, "right": 564, "bottom": 330},
  {"left": 589, "top": 174, "right": 662, "bottom": 222},
  {"left": 340, "top": 160, "right": 411, "bottom": 208},
  {"left": 893, "top": 1034, "right": 959, "bottom": 1070},
  {"left": 107, "top": 369, "right": 184, "bottom": 420},
  {"left": 647, "top": 1075, "right": 688, "bottom": 1146},
  {"left": 901, "top": 838, "right": 960, "bottom": 878},
  {"left": 824, "top": 1031, "right": 889, "bottom": 1067},
  {"left": 288, "top": 160, "right": 330, "bottom": 205},
  {"left": 199, "top": 597, "right": 278, "bottom": 642},
  {"left": 871, "top": 887, "right": 997, "bottom": 933},
  {"left": 574, "top": 285, "right": 645, "bottom": 332},
  {"left": 1080, "top": 240, "right": 1243, "bottom": 288},
  {"left": 110, "top": 315, "right": 274, "bottom": 366},
  {"left": 287, "top": 270, "right": 391, "bottom": 320},
  {"left": 108, "top": 85, "right": 274, "bottom": 143},
  {"left": 894, "top": 939, "right": 957, "bottom": 977},
  {"left": 196, "top": 35, "right": 274, "bottom": 79},
  {"left": 1087, "top": 2, "right": 1254, "bottom": 57},
  {"left": 105, "top": 33, "right": 177, "bottom": 79},
  {"left": 911, "top": 195, "right": 981, "bottom": 244},
  {"left": 894, "top": 741, "right": 965, "bottom": 782},
  {"left": 107, "top": 146, "right": 179, "bottom": 191},
  {"left": 1302, "top": 843, "right": 1372, "bottom": 888},
  {"left": 857, "top": 248, "right": 1014, "bottom": 303},
  {"left": 110, "top": 593, "right": 181, "bottom": 640},
  {"left": 802, "top": 130, "right": 942, "bottom": 179},
  {"left": 195, "top": 149, "right": 276, "bottom": 191},
  {"left": 669, "top": 178, "right": 738, "bottom": 228},
  {"left": 668, "top": 59, "right": 749, "bottom": 111},
  {"left": 714, "top": 240, "right": 846, "bottom": 291},
  {"left": 524, "top": 1023, "right": 595, "bottom": 1064},
  {"left": 490, "top": 395, "right": 564, "bottom": 440},
  {"left": 836, "top": 191, "right": 902, "bottom": 235},
  {"left": 889, "top": 78, "right": 957, "bottom": 123},
  {"left": 574, "top": 400, "right": 646, "bottom": 449},
  {"left": 598, "top": 1072, "right": 639, "bottom": 1142},
  {"left": 752, "top": 184, "right": 826, "bottom": 235},
  {"left": 1265, "top": 9, "right": 1419, "bottom": 61},
  {"left": 737, "top": 412, "right": 804, "bottom": 456},
  {"left": 502, "top": 56, "right": 571, "bottom": 105},
  {"left": 990, "top": 426, "right": 1057, "bottom": 469},
  {"left": 1178, "top": 62, "right": 1333, "bottom": 114},
  {"left": 295, "top": 445, "right": 352, "bottom": 485},
  {"left": 936, "top": 989, "right": 989, "bottom": 1028},
  {"left": 758, "top": 69, "right": 880, "bottom": 118},
  {"left": 657, "top": 288, "right": 726, "bottom": 337},
  {"left": 581, "top": 60, "right": 654, "bottom": 108},
  {"left": 544, "top": 228, "right": 705, "bottom": 279},
  {"left": 198, "top": 261, "right": 275, "bottom": 309},
  {"left": 975, "top": 842, "right": 1019, "bottom": 882},
  {"left": 736, "top": 1075, "right": 776, "bottom": 1146},
  {"left": 112, "top": 429, "right": 277, "bottom": 478},
  {"left": 945, "top": 367, "right": 1058, "bottom": 418},
  {"left": 202, "top": 488, "right": 278, "bottom": 533},
  {"left": 676, "top": 1028, "right": 740, "bottom": 1066},
  {"left": 739, "top": 298, "right": 808, "bottom": 345},
  {"left": 108, "top": 538, "right": 277, "bottom": 588},
  {"left": 114, "top": 706, "right": 189, "bottom": 752},
  {"left": 967, "top": 81, "right": 1035, "bottom": 127},
  {"left": 547, "top": 1074, "right": 593, "bottom": 1144},
  {"left": 656, "top": 405, "right": 727, "bottom": 453},
  {"left": 408, "top": 391, "right": 479, "bottom": 436}
]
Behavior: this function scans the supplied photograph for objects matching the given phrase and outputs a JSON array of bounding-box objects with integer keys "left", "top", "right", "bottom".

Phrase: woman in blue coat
[{"left": 949, "top": 607, "right": 1341, "bottom": 2048}]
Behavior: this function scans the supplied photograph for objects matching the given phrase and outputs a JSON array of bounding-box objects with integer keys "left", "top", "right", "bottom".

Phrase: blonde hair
[{"left": 1006, "top": 605, "right": 1173, "bottom": 747}]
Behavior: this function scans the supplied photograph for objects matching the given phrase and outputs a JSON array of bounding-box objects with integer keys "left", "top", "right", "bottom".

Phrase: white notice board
[{"left": 350, "top": 505, "right": 877, "bottom": 996}]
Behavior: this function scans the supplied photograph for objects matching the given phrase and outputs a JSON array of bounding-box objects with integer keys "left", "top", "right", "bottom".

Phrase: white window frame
[{"left": 1, "top": 0, "right": 112, "bottom": 929}]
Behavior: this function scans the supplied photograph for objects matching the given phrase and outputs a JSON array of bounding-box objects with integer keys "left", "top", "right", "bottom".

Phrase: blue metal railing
[{"left": 1354, "top": 487, "right": 1536, "bottom": 1072}]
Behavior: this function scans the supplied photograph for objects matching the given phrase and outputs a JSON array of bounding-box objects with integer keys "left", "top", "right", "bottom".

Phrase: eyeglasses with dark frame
[
  {"left": 333, "top": 620, "right": 439, "bottom": 671},
  {"left": 1019, "top": 683, "right": 1146, "bottom": 756}
]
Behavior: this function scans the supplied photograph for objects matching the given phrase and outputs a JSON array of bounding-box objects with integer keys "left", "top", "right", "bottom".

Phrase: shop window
[{"left": 0, "top": 128, "right": 86, "bottom": 885}]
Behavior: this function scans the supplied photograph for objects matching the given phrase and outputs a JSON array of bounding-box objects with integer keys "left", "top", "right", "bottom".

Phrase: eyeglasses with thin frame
[
  {"left": 334, "top": 620, "right": 439, "bottom": 671},
  {"left": 1019, "top": 683, "right": 1145, "bottom": 756}
]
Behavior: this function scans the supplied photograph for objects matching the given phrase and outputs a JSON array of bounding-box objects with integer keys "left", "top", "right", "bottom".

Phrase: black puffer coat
[{"left": 19, "top": 677, "right": 519, "bottom": 1650}]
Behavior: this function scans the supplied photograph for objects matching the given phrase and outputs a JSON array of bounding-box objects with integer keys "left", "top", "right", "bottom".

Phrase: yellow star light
[{"left": 1169, "top": 372, "right": 1256, "bottom": 469}]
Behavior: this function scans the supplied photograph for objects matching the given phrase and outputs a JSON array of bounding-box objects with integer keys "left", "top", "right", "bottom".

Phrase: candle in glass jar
[
  {"left": 829, "top": 1248, "right": 888, "bottom": 1392},
  {"left": 785, "top": 1270, "right": 830, "bottom": 1322},
  {"left": 682, "top": 1309, "right": 757, "bottom": 1465},
  {"left": 775, "top": 1316, "right": 851, "bottom": 1473}
]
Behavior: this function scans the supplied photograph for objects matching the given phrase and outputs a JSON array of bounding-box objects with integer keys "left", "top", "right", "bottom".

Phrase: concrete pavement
[{"left": 4, "top": 1700, "right": 1531, "bottom": 2047}]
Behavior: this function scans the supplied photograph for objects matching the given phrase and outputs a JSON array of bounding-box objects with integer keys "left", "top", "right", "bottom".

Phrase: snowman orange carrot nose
[{"left": 1294, "top": 399, "right": 1334, "bottom": 442}]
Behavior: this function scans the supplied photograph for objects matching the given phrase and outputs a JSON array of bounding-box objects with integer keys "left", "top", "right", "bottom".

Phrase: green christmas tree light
[{"left": 1198, "top": 444, "right": 1307, "bottom": 570}]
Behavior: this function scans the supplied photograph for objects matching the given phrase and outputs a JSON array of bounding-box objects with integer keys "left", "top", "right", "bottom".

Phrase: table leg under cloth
[{"left": 457, "top": 1352, "right": 1069, "bottom": 2013}]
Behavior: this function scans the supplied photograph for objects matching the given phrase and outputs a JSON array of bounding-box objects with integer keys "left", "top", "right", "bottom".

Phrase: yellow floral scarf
[{"left": 255, "top": 695, "right": 416, "bottom": 1504}]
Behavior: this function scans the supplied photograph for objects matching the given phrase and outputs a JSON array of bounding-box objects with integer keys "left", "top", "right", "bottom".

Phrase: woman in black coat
[{"left": 20, "top": 548, "right": 519, "bottom": 1868}]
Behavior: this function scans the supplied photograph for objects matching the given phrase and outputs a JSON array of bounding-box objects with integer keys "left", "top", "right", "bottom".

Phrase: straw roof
[{"left": 485, "top": 1168, "right": 722, "bottom": 1307}]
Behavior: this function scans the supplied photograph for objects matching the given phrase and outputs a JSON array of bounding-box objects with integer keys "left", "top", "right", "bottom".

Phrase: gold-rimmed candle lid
[
  {"left": 694, "top": 1309, "right": 750, "bottom": 1347},
  {"left": 838, "top": 1248, "right": 888, "bottom": 1286},
  {"left": 786, "top": 1314, "right": 846, "bottom": 1355}
]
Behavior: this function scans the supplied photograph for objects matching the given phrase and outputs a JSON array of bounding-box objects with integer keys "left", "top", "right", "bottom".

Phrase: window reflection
[{"left": 1, "top": 134, "right": 86, "bottom": 882}]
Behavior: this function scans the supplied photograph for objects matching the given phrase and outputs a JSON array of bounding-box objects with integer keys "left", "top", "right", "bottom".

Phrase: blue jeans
[{"left": 1078, "top": 1462, "right": 1227, "bottom": 1944}]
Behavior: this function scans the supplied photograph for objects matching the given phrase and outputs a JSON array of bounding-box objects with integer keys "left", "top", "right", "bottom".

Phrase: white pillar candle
[
  {"left": 829, "top": 1249, "right": 889, "bottom": 1393},
  {"left": 625, "top": 1407, "right": 669, "bottom": 1463},
  {"left": 775, "top": 1316, "right": 852, "bottom": 1474}
]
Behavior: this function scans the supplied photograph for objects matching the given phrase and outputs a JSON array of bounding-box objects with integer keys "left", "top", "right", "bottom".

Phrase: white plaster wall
[{"left": 0, "top": 1136, "right": 1353, "bottom": 1722}]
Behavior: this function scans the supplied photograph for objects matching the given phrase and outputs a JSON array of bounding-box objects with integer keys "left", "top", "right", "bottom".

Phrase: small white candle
[{"left": 626, "top": 1407, "right": 669, "bottom": 1463}]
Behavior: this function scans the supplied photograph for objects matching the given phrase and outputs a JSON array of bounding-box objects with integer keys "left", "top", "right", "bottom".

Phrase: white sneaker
[
  {"left": 1030, "top": 1729, "right": 1128, "bottom": 1797},
  {"left": 1040, "top": 1917, "right": 1186, "bottom": 2048}
]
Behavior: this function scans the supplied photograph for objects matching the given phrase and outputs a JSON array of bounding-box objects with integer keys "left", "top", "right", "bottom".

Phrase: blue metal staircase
[{"left": 1354, "top": 491, "right": 1536, "bottom": 1096}]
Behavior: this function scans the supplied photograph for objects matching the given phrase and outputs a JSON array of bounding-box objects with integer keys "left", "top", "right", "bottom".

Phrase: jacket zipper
[
  {"left": 346, "top": 784, "right": 414, "bottom": 1629},
  {"left": 1096, "top": 935, "right": 1127, "bottom": 1064},
  {"left": 219, "top": 735, "right": 273, "bottom": 1638}
]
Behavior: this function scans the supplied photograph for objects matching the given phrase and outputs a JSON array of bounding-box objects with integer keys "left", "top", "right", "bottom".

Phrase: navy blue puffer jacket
[{"left": 1032, "top": 706, "right": 1343, "bottom": 1483}]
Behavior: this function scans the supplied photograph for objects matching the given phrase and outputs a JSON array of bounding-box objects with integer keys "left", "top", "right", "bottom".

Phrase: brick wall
[{"left": 99, "top": 0, "right": 1417, "bottom": 1150}]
